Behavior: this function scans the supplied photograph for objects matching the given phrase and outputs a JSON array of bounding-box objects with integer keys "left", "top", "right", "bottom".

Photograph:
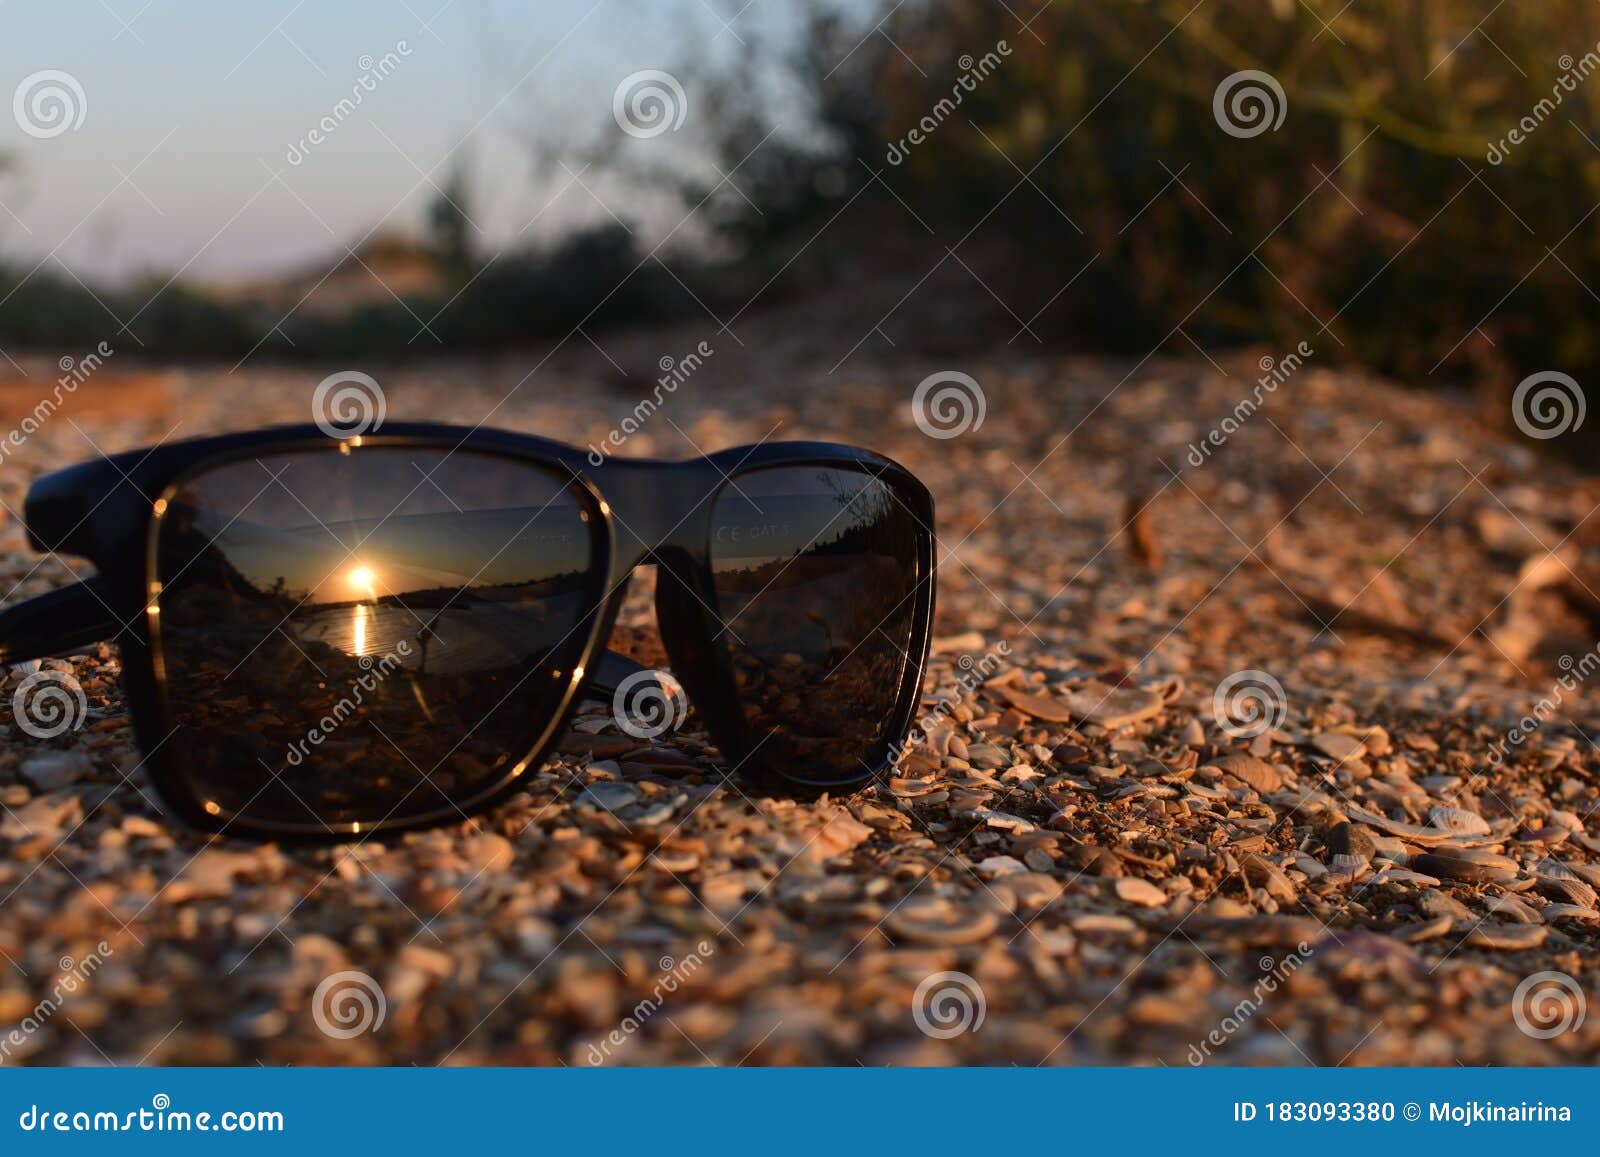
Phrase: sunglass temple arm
[{"left": 0, "top": 578, "right": 119, "bottom": 667}]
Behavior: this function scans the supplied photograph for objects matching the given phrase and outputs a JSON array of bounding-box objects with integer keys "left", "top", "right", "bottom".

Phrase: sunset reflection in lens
[{"left": 153, "top": 446, "right": 602, "bottom": 830}]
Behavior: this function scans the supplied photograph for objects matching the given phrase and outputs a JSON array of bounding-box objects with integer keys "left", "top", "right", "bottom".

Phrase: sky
[{"left": 0, "top": 0, "right": 811, "bottom": 284}]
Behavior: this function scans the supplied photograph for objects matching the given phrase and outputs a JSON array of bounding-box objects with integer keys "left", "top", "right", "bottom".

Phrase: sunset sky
[{"left": 2, "top": 0, "right": 796, "bottom": 283}]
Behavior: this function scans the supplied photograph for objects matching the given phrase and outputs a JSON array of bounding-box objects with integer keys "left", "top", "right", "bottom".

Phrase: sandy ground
[{"left": 2, "top": 309, "right": 1599, "bottom": 1066}]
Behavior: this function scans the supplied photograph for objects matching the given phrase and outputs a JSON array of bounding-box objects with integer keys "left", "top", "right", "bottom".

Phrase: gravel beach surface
[{"left": 2, "top": 321, "right": 1598, "bottom": 1066}]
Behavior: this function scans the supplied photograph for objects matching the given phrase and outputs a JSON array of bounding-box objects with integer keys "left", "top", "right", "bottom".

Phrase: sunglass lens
[
  {"left": 709, "top": 465, "right": 925, "bottom": 785},
  {"left": 152, "top": 446, "right": 602, "bottom": 831}
]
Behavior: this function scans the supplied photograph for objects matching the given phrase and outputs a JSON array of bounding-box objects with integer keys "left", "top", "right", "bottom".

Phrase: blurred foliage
[
  {"left": 0, "top": 224, "right": 708, "bottom": 362},
  {"left": 678, "top": 10, "right": 883, "bottom": 255},
  {"left": 279, "top": 224, "right": 692, "bottom": 357},
  {"left": 4, "top": 0, "right": 1596, "bottom": 405},
  {"left": 846, "top": 0, "right": 1600, "bottom": 390},
  {"left": 0, "top": 130, "right": 713, "bottom": 360},
  {"left": 425, "top": 160, "right": 478, "bottom": 283},
  {"left": 0, "top": 270, "right": 252, "bottom": 358}
]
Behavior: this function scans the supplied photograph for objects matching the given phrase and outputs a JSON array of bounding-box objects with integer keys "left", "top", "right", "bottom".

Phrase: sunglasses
[{"left": 0, "top": 425, "right": 935, "bottom": 839}]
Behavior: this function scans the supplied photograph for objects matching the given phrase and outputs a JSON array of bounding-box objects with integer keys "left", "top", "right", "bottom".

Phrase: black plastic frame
[{"left": 0, "top": 423, "right": 936, "bottom": 839}]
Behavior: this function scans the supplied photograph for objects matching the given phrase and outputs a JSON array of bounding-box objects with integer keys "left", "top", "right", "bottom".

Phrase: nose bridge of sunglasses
[{"left": 586, "top": 458, "right": 726, "bottom": 563}]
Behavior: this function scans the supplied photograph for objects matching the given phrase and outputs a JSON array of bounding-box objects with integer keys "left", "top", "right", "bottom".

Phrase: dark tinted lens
[
  {"left": 153, "top": 446, "right": 601, "bottom": 831},
  {"left": 710, "top": 465, "right": 924, "bottom": 783}
]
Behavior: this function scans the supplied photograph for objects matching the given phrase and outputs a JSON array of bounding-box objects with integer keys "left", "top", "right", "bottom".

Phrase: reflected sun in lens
[
  {"left": 346, "top": 564, "right": 380, "bottom": 657},
  {"left": 346, "top": 563, "right": 379, "bottom": 599}
]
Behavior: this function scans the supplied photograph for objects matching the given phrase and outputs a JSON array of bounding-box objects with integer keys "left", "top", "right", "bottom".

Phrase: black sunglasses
[{"left": 0, "top": 424, "right": 936, "bottom": 839}]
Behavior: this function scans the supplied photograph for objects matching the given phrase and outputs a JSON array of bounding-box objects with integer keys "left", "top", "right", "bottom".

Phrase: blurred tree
[
  {"left": 771, "top": 0, "right": 1600, "bottom": 456},
  {"left": 426, "top": 158, "right": 477, "bottom": 282},
  {"left": 919, "top": 4, "right": 1592, "bottom": 354}
]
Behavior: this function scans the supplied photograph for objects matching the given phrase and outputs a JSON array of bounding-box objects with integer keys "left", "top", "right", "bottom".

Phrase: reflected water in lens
[
  {"left": 153, "top": 446, "right": 601, "bottom": 829},
  {"left": 710, "top": 465, "right": 923, "bottom": 783}
]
